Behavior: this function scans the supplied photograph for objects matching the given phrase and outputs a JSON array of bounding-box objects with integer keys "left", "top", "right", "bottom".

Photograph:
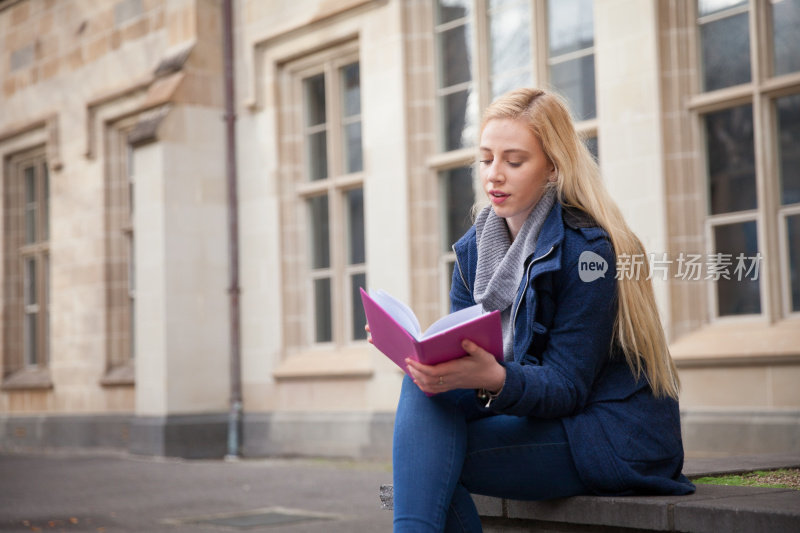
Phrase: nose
[{"left": 485, "top": 160, "right": 504, "bottom": 184}]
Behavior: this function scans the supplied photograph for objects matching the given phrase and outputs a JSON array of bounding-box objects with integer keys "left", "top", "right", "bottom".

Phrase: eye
[
  {"left": 479, "top": 159, "right": 492, "bottom": 165},
  {"left": 507, "top": 161, "right": 522, "bottom": 168}
]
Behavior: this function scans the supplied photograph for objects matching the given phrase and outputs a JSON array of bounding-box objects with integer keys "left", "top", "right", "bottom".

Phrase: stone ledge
[
  {"left": 475, "top": 485, "right": 800, "bottom": 532},
  {"left": 379, "top": 454, "right": 800, "bottom": 532}
]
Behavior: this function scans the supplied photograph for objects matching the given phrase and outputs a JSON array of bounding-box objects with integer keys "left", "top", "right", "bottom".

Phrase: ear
[{"left": 548, "top": 165, "right": 558, "bottom": 182}]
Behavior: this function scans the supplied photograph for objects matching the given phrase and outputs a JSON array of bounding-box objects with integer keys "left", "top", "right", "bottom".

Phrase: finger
[
  {"left": 406, "top": 358, "right": 437, "bottom": 377},
  {"left": 462, "top": 339, "right": 495, "bottom": 360}
]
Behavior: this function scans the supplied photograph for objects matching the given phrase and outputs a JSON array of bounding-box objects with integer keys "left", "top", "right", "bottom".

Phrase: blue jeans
[{"left": 392, "top": 376, "right": 588, "bottom": 532}]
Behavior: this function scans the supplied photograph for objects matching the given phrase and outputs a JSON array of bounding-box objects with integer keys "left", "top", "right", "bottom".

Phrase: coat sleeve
[{"left": 489, "top": 236, "right": 618, "bottom": 418}]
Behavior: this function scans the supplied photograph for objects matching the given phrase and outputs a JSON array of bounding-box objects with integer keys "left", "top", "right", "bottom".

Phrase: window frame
[
  {"left": 3, "top": 148, "right": 50, "bottom": 381},
  {"left": 688, "top": 0, "right": 800, "bottom": 322},
  {"left": 281, "top": 42, "right": 368, "bottom": 351},
  {"left": 101, "top": 120, "right": 137, "bottom": 385}
]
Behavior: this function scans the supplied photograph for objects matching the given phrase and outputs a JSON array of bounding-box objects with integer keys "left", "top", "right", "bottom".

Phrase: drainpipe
[{"left": 222, "top": 0, "right": 242, "bottom": 460}]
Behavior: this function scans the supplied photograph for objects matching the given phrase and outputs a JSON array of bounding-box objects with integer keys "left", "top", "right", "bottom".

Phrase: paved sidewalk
[{"left": 0, "top": 451, "right": 394, "bottom": 532}]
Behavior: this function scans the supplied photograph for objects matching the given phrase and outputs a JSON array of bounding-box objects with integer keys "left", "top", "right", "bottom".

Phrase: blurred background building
[{"left": 1, "top": 0, "right": 798, "bottom": 459}]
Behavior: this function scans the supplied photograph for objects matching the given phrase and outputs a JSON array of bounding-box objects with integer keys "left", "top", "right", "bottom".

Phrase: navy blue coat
[{"left": 451, "top": 201, "right": 695, "bottom": 496}]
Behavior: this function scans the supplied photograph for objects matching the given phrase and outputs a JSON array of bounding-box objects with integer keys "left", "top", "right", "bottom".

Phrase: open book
[{"left": 360, "top": 288, "right": 503, "bottom": 375}]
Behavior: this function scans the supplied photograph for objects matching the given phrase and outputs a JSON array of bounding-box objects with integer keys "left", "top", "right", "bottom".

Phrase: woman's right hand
[{"left": 364, "top": 324, "right": 373, "bottom": 345}]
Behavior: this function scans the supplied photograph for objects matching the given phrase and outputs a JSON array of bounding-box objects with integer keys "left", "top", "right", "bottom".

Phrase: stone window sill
[
  {"left": 1, "top": 367, "right": 53, "bottom": 391},
  {"left": 273, "top": 345, "right": 374, "bottom": 380},
  {"left": 670, "top": 318, "right": 800, "bottom": 368},
  {"left": 100, "top": 362, "right": 135, "bottom": 387}
]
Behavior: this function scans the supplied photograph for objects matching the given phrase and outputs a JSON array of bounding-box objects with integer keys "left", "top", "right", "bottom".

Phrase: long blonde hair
[{"left": 481, "top": 88, "right": 680, "bottom": 399}]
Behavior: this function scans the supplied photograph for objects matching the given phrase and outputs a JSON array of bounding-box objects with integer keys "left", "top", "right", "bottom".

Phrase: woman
[{"left": 380, "top": 88, "right": 694, "bottom": 533}]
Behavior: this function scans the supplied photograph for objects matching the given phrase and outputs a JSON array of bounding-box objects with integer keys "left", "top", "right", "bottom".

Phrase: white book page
[
  {"left": 421, "top": 304, "right": 484, "bottom": 339},
  {"left": 370, "top": 290, "right": 422, "bottom": 339}
]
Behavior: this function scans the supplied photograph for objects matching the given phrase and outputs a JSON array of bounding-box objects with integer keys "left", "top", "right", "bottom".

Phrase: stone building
[{"left": 1, "top": 0, "right": 798, "bottom": 458}]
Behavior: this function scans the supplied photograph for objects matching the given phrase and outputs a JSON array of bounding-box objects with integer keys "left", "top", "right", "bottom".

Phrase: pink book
[{"left": 360, "top": 288, "right": 503, "bottom": 381}]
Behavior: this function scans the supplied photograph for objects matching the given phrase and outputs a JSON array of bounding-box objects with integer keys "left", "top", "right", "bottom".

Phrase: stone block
[{"left": 674, "top": 487, "right": 800, "bottom": 533}]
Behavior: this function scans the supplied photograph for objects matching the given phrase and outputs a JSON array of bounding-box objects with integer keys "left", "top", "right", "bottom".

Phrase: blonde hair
[{"left": 481, "top": 88, "right": 680, "bottom": 399}]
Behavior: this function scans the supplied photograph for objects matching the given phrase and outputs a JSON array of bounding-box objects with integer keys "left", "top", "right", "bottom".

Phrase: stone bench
[
  {"left": 380, "top": 484, "right": 800, "bottom": 532},
  {"left": 380, "top": 453, "right": 800, "bottom": 532}
]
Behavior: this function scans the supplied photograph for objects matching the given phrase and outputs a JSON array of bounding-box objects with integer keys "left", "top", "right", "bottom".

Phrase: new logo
[{"left": 579, "top": 251, "right": 608, "bottom": 282}]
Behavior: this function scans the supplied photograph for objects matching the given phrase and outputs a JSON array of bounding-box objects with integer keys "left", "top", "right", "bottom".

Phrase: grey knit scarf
[{"left": 473, "top": 187, "right": 556, "bottom": 360}]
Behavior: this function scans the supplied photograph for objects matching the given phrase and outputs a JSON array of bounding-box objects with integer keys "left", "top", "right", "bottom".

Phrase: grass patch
[{"left": 692, "top": 468, "right": 800, "bottom": 490}]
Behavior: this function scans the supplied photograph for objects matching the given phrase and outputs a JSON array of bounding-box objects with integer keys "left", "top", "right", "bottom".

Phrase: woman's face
[{"left": 479, "top": 118, "right": 555, "bottom": 239}]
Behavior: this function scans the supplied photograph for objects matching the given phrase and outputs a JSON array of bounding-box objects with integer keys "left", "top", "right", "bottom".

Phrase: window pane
[
  {"left": 704, "top": 105, "right": 756, "bottom": 214},
  {"left": 699, "top": 12, "right": 751, "bottom": 91},
  {"left": 304, "top": 73, "right": 326, "bottom": 126},
  {"left": 489, "top": 0, "right": 532, "bottom": 100},
  {"left": 45, "top": 254, "right": 50, "bottom": 364},
  {"left": 787, "top": 214, "right": 800, "bottom": 312},
  {"left": 698, "top": 0, "right": 746, "bottom": 16},
  {"left": 441, "top": 166, "right": 475, "bottom": 249},
  {"left": 714, "top": 221, "right": 761, "bottom": 316},
  {"left": 25, "top": 166, "right": 36, "bottom": 244},
  {"left": 308, "top": 195, "right": 330, "bottom": 269},
  {"left": 307, "top": 131, "right": 328, "bottom": 181},
  {"left": 343, "top": 122, "right": 363, "bottom": 174},
  {"left": 25, "top": 313, "right": 37, "bottom": 366},
  {"left": 548, "top": 0, "right": 594, "bottom": 57},
  {"left": 438, "top": 24, "right": 472, "bottom": 88},
  {"left": 776, "top": 93, "right": 800, "bottom": 205},
  {"left": 346, "top": 188, "right": 365, "bottom": 265},
  {"left": 24, "top": 257, "right": 37, "bottom": 366},
  {"left": 441, "top": 89, "right": 473, "bottom": 151},
  {"left": 341, "top": 63, "right": 360, "bottom": 117},
  {"left": 351, "top": 272, "right": 367, "bottom": 340},
  {"left": 584, "top": 135, "right": 599, "bottom": 162},
  {"left": 313, "top": 277, "right": 332, "bottom": 343},
  {"left": 43, "top": 163, "right": 49, "bottom": 241},
  {"left": 491, "top": 69, "right": 532, "bottom": 101},
  {"left": 772, "top": 0, "right": 800, "bottom": 76},
  {"left": 437, "top": 0, "right": 470, "bottom": 25},
  {"left": 24, "top": 257, "right": 37, "bottom": 306},
  {"left": 489, "top": 2, "right": 531, "bottom": 77},
  {"left": 550, "top": 55, "right": 597, "bottom": 120}
]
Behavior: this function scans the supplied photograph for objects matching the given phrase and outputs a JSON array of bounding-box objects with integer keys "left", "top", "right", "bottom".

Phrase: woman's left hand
[{"left": 406, "top": 340, "right": 506, "bottom": 395}]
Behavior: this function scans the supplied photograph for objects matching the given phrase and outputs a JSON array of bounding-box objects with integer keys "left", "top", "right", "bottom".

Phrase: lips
[{"left": 489, "top": 190, "right": 509, "bottom": 205}]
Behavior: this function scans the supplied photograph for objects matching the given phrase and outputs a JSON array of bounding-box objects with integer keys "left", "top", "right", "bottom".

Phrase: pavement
[
  {"left": 1, "top": 451, "right": 798, "bottom": 533},
  {"left": 0, "top": 451, "right": 394, "bottom": 532}
]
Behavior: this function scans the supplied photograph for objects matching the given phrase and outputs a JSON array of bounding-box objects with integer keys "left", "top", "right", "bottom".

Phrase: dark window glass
[
  {"left": 705, "top": 105, "right": 756, "bottom": 214},
  {"left": 308, "top": 195, "right": 330, "bottom": 269},
  {"left": 699, "top": 11, "right": 751, "bottom": 91},
  {"left": 584, "top": 136, "right": 598, "bottom": 163},
  {"left": 351, "top": 272, "right": 367, "bottom": 340},
  {"left": 346, "top": 188, "right": 365, "bottom": 265},
  {"left": 314, "top": 278, "right": 332, "bottom": 343},
  {"left": 439, "top": 25, "right": 472, "bottom": 87},
  {"left": 24, "top": 166, "right": 36, "bottom": 244},
  {"left": 776, "top": 93, "right": 800, "bottom": 206},
  {"left": 441, "top": 166, "right": 475, "bottom": 249},
  {"left": 787, "top": 214, "right": 800, "bottom": 313},
  {"left": 442, "top": 89, "right": 471, "bottom": 151},
  {"left": 304, "top": 74, "right": 326, "bottom": 126},
  {"left": 307, "top": 131, "right": 328, "bottom": 181},
  {"left": 341, "top": 63, "right": 360, "bottom": 116},
  {"left": 714, "top": 221, "right": 761, "bottom": 316},
  {"left": 550, "top": 55, "right": 596, "bottom": 120},
  {"left": 772, "top": 0, "right": 800, "bottom": 76},
  {"left": 437, "top": 0, "right": 470, "bottom": 25}
]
